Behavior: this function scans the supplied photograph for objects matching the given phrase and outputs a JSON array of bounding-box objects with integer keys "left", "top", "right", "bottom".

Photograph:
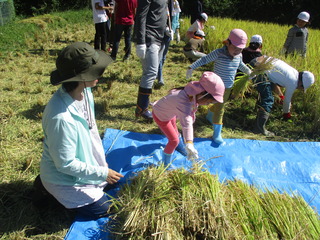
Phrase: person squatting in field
[
  {"left": 183, "top": 29, "right": 207, "bottom": 62},
  {"left": 37, "top": 42, "right": 123, "bottom": 219}
]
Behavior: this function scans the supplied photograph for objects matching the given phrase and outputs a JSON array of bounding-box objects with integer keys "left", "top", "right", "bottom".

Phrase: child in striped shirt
[{"left": 186, "top": 29, "right": 251, "bottom": 145}]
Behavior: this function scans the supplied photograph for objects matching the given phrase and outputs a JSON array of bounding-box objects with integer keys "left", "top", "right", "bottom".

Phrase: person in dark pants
[
  {"left": 104, "top": 0, "right": 115, "bottom": 52},
  {"left": 134, "top": 0, "right": 168, "bottom": 122},
  {"left": 241, "top": 34, "right": 274, "bottom": 136},
  {"left": 110, "top": 0, "right": 137, "bottom": 61},
  {"left": 91, "top": 0, "right": 113, "bottom": 51},
  {"left": 190, "top": 0, "right": 203, "bottom": 25}
]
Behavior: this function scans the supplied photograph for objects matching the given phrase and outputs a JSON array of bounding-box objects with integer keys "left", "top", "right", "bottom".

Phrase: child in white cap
[
  {"left": 183, "top": 29, "right": 207, "bottom": 61},
  {"left": 152, "top": 72, "right": 225, "bottom": 165},
  {"left": 282, "top": 11, "right": 310, "bottom": 57},
  {"left": 242, "top": 34, "right": 263, "bottom": 63},
  {"left": 186, "top": 29, "right": 252, "bottom": 145},
  {"left": 250, "top": 56, "right": 315, "bottom": 123},
  {"left": 186, "top": 12, "right": 208, "bottom": 40}
]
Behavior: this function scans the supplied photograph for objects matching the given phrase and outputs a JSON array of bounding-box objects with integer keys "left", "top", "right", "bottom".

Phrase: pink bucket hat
[
  {"left": 227, "top": 29, "right": 248, "bottom": 48},
  {"left": 184, "top": 72, "right": 225, "bottom": 103}
]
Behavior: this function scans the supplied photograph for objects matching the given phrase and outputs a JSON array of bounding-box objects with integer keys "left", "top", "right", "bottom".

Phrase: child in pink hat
[
  {"left": 186, "top": 29, "right": 252, "bottom": 145},
  {"left": 152, "top": 71, "right": 225, "bottom": 166}
]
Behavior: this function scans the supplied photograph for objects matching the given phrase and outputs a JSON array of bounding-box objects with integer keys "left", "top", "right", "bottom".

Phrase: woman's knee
[{"left": 76, "top": 194, "right": 111, "bottom": 220}]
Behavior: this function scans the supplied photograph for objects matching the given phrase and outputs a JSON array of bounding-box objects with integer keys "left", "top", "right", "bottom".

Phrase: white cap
[
  {"left": 250, "top": 35, "right": 263, "bottom": 44},
  {"left": 302, "top": 71, "right": 315, "bottom": 92},
  {"left": 195, "top": 29, "right": 205, "bottom": 37},
  {"left": 297, "top": 11, "right": 310, "bottom": 22},
  {"left": 200, "top": 13, "right": 208, "bottom": 22}
]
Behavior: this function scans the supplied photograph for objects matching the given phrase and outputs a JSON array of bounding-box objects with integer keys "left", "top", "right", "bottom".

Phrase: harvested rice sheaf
[
  {"left": 106, "top": 164, "right": 320, "bottom": 240},
  {"left": 232, "top": 56, "right": 277, "bottom": 99}
]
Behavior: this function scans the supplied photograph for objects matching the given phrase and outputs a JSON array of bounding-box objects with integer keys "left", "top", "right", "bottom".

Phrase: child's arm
[
  {"left": 238, "top": 61, "right": 252, "bottom": 76},
  {"left": 189, "top": 49, "right": 218, "bottom": 70},
  {"left": 186, "top": 49, "right": 219, "bottom": 79}
]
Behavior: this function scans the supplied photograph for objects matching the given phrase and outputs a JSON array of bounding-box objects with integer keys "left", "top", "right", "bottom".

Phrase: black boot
[
  {"left": 135, "top": 87, "right": 153, "bottom": 122},
  {"left": 253, "top": 109, "right": 275, "bottom": 136}
]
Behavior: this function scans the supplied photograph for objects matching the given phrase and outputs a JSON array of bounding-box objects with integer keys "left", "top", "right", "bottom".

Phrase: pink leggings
[{"left": 153, "top": 113, "right": 179, "bottom": 154}]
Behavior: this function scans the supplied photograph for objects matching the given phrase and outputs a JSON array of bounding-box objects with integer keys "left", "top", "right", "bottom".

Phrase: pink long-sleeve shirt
[{"left": 152, "top": 89, "right": 198, "bottom": 141}]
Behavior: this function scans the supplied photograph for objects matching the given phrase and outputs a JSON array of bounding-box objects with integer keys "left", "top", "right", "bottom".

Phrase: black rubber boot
[
  {"left": 253, "top": 109, "right": 275, "bottom": 136},
  {"left": 135, "top": 87, "right": 153, "bottom": 122}
]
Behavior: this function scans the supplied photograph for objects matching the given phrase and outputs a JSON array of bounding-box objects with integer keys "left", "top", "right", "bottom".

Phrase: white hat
[
  {"left": 297, "top": 11, "right": 310, "bottom": 22},
  {"left": 200, "top": 13, "right": 208, "bottom": 22},
  {"left": 195, "top": 29, "right": 205, "bottom": 37},
  {"left": 302, "top": 71, "right": 315, "bottom": 92},
  {"left": 250, "top": 35, "right": 263, "bottom": 44}
]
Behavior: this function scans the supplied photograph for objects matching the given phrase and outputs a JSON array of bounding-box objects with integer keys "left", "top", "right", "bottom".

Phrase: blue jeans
[
  {"left": 140, "top": 43, "right": 161, "bottom": 89},
  {"left": 157, "top": 34, "right": 171, "bottom": 83},
  {"left": 254, "top": 74, "right": 274, "bottom": 113},
  {"left": 75, "top": 194, "right": 111, "bottom": 220},
  {"left": 111, "top": 24, "right": 133, "bottom": 59}
]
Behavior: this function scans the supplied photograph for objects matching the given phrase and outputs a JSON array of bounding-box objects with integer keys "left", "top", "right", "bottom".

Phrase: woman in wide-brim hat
[{"left": 34, "top": 42, "right": 123, "bottom": 219}]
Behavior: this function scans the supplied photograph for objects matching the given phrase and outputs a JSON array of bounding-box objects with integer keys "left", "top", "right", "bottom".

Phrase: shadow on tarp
[{"left": 64, "top": 128, "right": 320, "bottom": 240}]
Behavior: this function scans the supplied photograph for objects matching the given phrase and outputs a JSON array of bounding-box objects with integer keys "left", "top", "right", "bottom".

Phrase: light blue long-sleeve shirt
[{"left": 40, "top": 87, "right": 108, "bottom": 186}]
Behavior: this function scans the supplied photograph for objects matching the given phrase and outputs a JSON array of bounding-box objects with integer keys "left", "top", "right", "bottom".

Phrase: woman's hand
[{"left": 106, "top": 169, "right": 124, "bottom": 184}]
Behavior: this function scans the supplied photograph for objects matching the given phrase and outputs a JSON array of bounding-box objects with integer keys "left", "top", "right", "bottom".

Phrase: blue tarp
[{"left": 65, "top": 128, "right": 320, "bottom": 240}]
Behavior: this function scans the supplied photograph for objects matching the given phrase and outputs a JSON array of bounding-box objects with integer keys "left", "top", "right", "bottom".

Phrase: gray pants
[
  {"left": 140, "top": 43, "right": 161, "bottom": 89},
  {"left": 183, "top": 50, "right": 206, "bottom": 61}
]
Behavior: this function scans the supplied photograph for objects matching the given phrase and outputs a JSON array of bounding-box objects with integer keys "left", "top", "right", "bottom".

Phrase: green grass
[{"left": 0, "top": 9, "right": 319, "bottom": 239}]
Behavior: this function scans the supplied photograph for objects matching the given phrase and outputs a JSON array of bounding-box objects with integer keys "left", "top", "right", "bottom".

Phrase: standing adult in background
[
  {"left": 91, "top": 0, "right": 113, "bottom": 51},
  {"left": 190, "top": 0, "right": 203, "bottom": 25},
  {"left": 104, "top": 0, "right": 115, "bottom": 52},
  {"left": 156, "top": 2, "right": 173, "bottom": 89},
  {"left": 134, "top": 0, "right": 167, "bottom": 122},
  {"left": 282, "top": 11, "right": 310, "bottom": 58},
  {"left": 38, "top": 42, "right": 123, "bottom": 219},
  {"left": 110, "top": 0, "right": 137, "bottom": 61}
]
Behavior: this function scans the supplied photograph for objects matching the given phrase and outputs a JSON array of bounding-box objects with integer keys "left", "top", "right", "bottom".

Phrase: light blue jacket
[{"left": 40, "top": 87, "right": 108, "bottom": 186}]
